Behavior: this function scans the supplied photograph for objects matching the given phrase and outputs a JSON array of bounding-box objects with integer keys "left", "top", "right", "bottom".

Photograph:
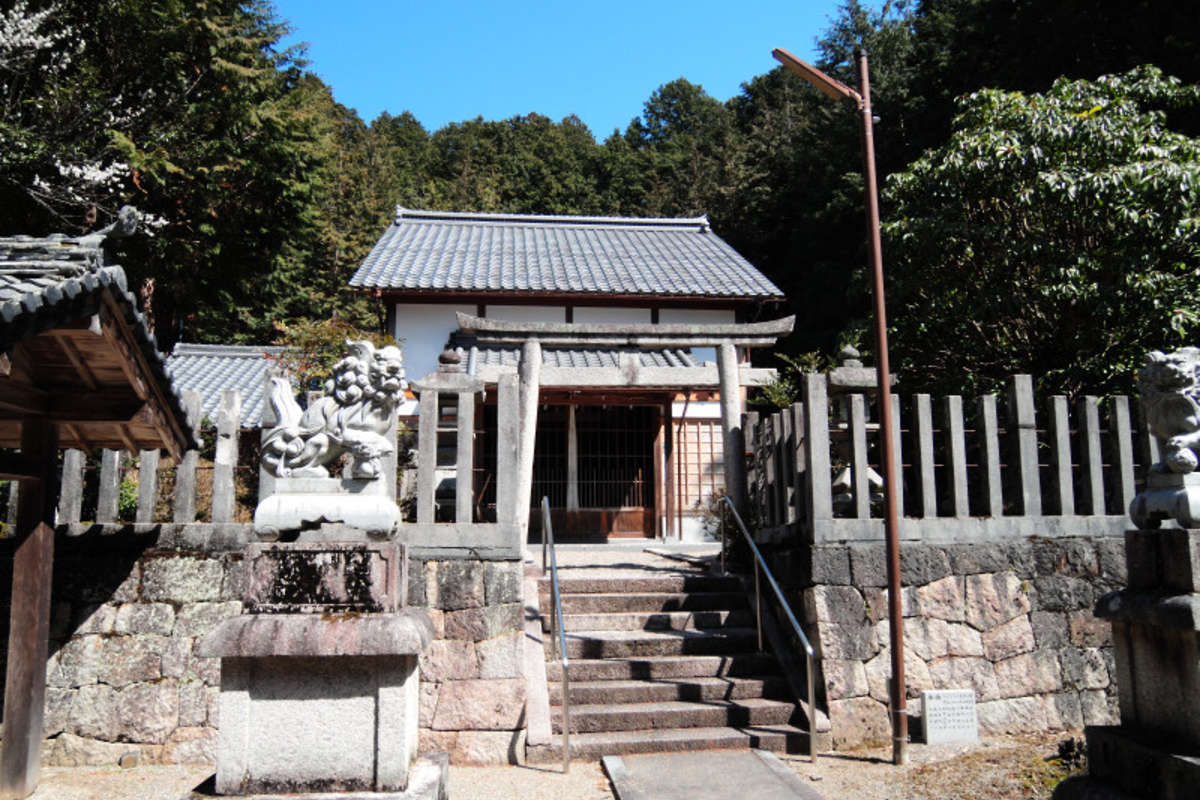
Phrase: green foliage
[
  {"left": 271, "top": 318, "right": 400, "bottom": 391},
  {"left": 884, "top": 66, "right": 1200, "bottom": 397},
  {"left": 117, "top": 476, "right": 138, "bottom": 522},
  {"left": 3, "top": 0, "right": 1199, "bottom": 404},
  {"left": 752, "top": 352, "right": 832, "bottom": 409}
]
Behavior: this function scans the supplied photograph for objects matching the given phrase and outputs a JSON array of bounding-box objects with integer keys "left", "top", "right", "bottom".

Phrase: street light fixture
[{"left": 772, "top": 46, "right": 908, "bottom": 766}]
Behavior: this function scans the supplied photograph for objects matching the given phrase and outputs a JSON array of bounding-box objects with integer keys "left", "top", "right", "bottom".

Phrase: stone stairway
[{"left": 528, "top": 563, "right": 813, "bottom": 762}]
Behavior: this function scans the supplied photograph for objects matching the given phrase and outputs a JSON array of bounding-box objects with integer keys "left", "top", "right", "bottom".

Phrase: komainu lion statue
[
  {"left": 261, "top": 340, "right": 406, "bottom": 480},
  {"left": 1140, "top": 347, "right": 1200, "bottom": 474}
]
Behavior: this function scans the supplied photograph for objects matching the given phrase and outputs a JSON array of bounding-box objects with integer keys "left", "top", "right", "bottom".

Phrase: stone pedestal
[
  {"left": 196, "top": 541, "right": 445, "bottom": 799},
  {"left": 1083, "top": 529, "right": 1200, "bottom": 800},
  {"left": 1128, "top": 472, "right": 1200, "bottom": 530},
  {"left": 254, "top": 477, "right": 401, "bottom": 540}
]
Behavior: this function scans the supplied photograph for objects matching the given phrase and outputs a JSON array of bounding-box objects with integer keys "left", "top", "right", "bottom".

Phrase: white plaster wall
[
  {"left": 658, "top": 308, "right": 736, "bottom": 365},
  {"left": 486, "top": 305, "right": 566, "bottom": 323},
  {"left": 393, "top": 303, "right": 475, "bottom": 386},
  {"left": 671, "top": 401, "right": 721, "bottom": 419},
  {"left": 574, "top": 306, "right": 652, "bottom": 325}
]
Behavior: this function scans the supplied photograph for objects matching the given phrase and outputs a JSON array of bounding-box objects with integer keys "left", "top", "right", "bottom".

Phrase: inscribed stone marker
[{"left": 922, "top": 689, "right": 978, "bottom": 745}]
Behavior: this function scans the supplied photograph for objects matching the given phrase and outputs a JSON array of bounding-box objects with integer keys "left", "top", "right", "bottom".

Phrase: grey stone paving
[{"left": 603, "top": 750, "right": 825, "bottom": 800}]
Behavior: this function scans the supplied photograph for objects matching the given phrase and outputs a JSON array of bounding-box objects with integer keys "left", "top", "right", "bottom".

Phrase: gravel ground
[
  {"left": 449, "top": 761, "right": 615, "bottom": 800},
  {"left": 29, "top": 764, "right": 211, "bottom": 800},
  {"left": 23, "top": 730, "right": 1091, "bottom": 800},
  {"left": 777, "top": 730, "right": 1090, "bottom": 800}
]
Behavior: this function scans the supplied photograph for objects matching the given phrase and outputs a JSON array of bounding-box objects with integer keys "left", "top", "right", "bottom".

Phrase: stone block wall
[
  {"left": 795, "top": 536, "right": 1126, "bottom": 748},
  {"left": 0, "top": 525, "right": 528, "bottom": 768},
  {"left": 0, "top": 529, "right": 246, "bottom": 767},
  {"left": 409, "top": 558, "right": 527, "bottom": 765}
]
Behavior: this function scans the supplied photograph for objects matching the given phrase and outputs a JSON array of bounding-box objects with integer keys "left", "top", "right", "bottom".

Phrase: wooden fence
[
  {"left": 2, "top": 389, "right": 256, "bottom": 530},
  {"left": 746, "top": 373, "right": 1150, "bottom": 543}
]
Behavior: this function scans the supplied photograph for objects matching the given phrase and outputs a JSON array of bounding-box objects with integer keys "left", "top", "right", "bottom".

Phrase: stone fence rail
[{"left": 746, "top": 373, "right": 1148, "bottom": 543}]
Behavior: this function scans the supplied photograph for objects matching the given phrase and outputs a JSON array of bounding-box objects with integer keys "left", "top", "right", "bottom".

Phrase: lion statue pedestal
[
  {"left": 254, "top": 476, "right": 401, "bottom": 541},
  {"left": 253, "top": 340, "right": 405, "bottom": 540}
]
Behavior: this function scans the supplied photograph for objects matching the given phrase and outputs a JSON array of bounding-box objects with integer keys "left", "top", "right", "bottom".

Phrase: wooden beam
[
  {"left": 0, "top": 417, "right": 59, "bottom": 798},
  {"left": 99, "top": 292, "right": 188, "bottom": 459},
  {"left": 117, "top": 424, "right": 140, "bottom": 456},
  {"left": 63, "top": 423, "right": 93, "bottom": 456},
  {"left": 97, "top": 303, "right": 148, "bottom": 400},
  {"left": 0, "top": 389, "right": 149, "bottom": 424},
  {"left": 0, "top": 451, "right": 41, "bottom": 481},
  {"left": 49, "top": 331, "right": 98, "bottom": 390}
]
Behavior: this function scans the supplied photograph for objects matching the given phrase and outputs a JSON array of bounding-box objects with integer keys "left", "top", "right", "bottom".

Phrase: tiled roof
[
  {"left": 0, "top": 229, "right": 197, "bottom": 448},
  {"left": 350, "top": 207, "right": 784, "bottom": 299},
  {"left": 468, "top": 345, "right": 700, "bottom": 370},
  {"left": 167, "top": 344, "right": 285, "bottom": 429}
]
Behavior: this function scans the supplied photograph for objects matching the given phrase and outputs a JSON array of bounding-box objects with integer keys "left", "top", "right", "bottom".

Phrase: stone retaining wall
[
  {"left": 409, "top": 557, "right": 527, "bottom": 765},
  {"left": 0, "top": 525, "right": 527, "bottom": 768},
  {"left": 791, "top": 535, "right": 1125, "bottom": 747},
  {"left": 0, "top": 528, "right": 244, "bottom": 767}
]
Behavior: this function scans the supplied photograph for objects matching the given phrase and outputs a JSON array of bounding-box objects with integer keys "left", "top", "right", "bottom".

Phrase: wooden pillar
[
  {"left": 663, "top": 399, "right": 675, "bottom": 540},
  {"left": 565, "top": 405, "right": 579, "bottom": 511},
  {"left": 0, "top": 418, "right": 59, "bottom": 799}
]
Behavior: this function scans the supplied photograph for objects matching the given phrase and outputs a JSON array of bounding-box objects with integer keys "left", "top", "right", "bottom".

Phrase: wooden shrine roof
[{"left": 0, "top": 220, "right": 196, "bottom": 458}]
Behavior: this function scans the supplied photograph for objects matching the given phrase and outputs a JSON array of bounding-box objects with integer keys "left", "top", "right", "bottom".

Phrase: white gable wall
[{"left": 393, "top": 303, "right": 476, "bottom": 386}]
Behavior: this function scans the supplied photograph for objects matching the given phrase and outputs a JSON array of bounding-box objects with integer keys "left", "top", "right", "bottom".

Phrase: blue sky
[{"left": 275, "top": 0, "right": 844, "bottom": 139}]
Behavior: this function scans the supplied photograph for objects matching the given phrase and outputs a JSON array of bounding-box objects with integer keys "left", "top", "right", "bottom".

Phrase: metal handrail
[
  {"left": 540, "top": 497, "right": 570, "bottom": 773},
  {"left": 719, "top": 495, "right": 818, "bottom": 763}
]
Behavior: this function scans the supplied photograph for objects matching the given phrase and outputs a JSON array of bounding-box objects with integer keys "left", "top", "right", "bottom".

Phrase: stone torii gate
[{"left": 454, "top": 312, "right": 795, "bottom": 535}]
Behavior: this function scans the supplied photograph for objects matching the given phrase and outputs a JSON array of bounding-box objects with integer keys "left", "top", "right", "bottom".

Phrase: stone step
[
  {"left": 552, "top": 609, "right": 754, "bottom": 632},
  {"left": 551, "top": 697, "right": 798, "bottom": 734},
  {"left": 527, "top": 725, "right": 811, "bottom": 762},
  {"left": 549, "top": 628, "right": 759, "bottom": 660},
  {"left": 557, "top": 591, "right": 748, "bottom": 614},
  {"left": 542, "top": 574, "right": 743, "bottom": 595},
  {"left": 546, "top": 653, "right": 779, "bottom": 682},
  {"left": 548, "top": 676, "right": 787, "bottom": 706}
]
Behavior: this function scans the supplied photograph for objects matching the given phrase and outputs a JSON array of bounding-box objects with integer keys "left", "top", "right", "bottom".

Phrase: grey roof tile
[
  {"left": 350, "top": 208, "right": 784, "bottom": 299},
  {"left": 166, "top": 344, "right": 285, "bottom": 429},
  {"left": 0, "top": 231, "right": 197, "bottom": 448},
  {"left": 467, "top": 345, "right": 699, "bottom": 370}
]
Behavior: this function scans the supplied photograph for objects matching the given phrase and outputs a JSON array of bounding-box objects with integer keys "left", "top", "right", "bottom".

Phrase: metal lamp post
[{"left": 771, "top": 46, "right": 908, "bottom": 766}]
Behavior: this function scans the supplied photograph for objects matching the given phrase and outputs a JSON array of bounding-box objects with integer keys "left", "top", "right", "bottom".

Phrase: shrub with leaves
[
  {"left": 884, "top": 66, "right": 1200, "bottom": 397},
  {"left": 269, "top": 318, "right": 400, "bottom": 391}
]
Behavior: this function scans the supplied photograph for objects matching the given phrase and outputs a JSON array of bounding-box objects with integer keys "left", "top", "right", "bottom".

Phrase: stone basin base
[
  {"left": 199, "top": 752, "right": 449, "bottom": 800},
  {"left": 197, "top": 611, "right": 433, "bottom": 796}
]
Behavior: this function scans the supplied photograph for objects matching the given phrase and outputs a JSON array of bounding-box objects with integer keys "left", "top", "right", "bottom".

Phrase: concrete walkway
[{"left": 603, "top": 750, "right": 825, "bottom": 800}]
